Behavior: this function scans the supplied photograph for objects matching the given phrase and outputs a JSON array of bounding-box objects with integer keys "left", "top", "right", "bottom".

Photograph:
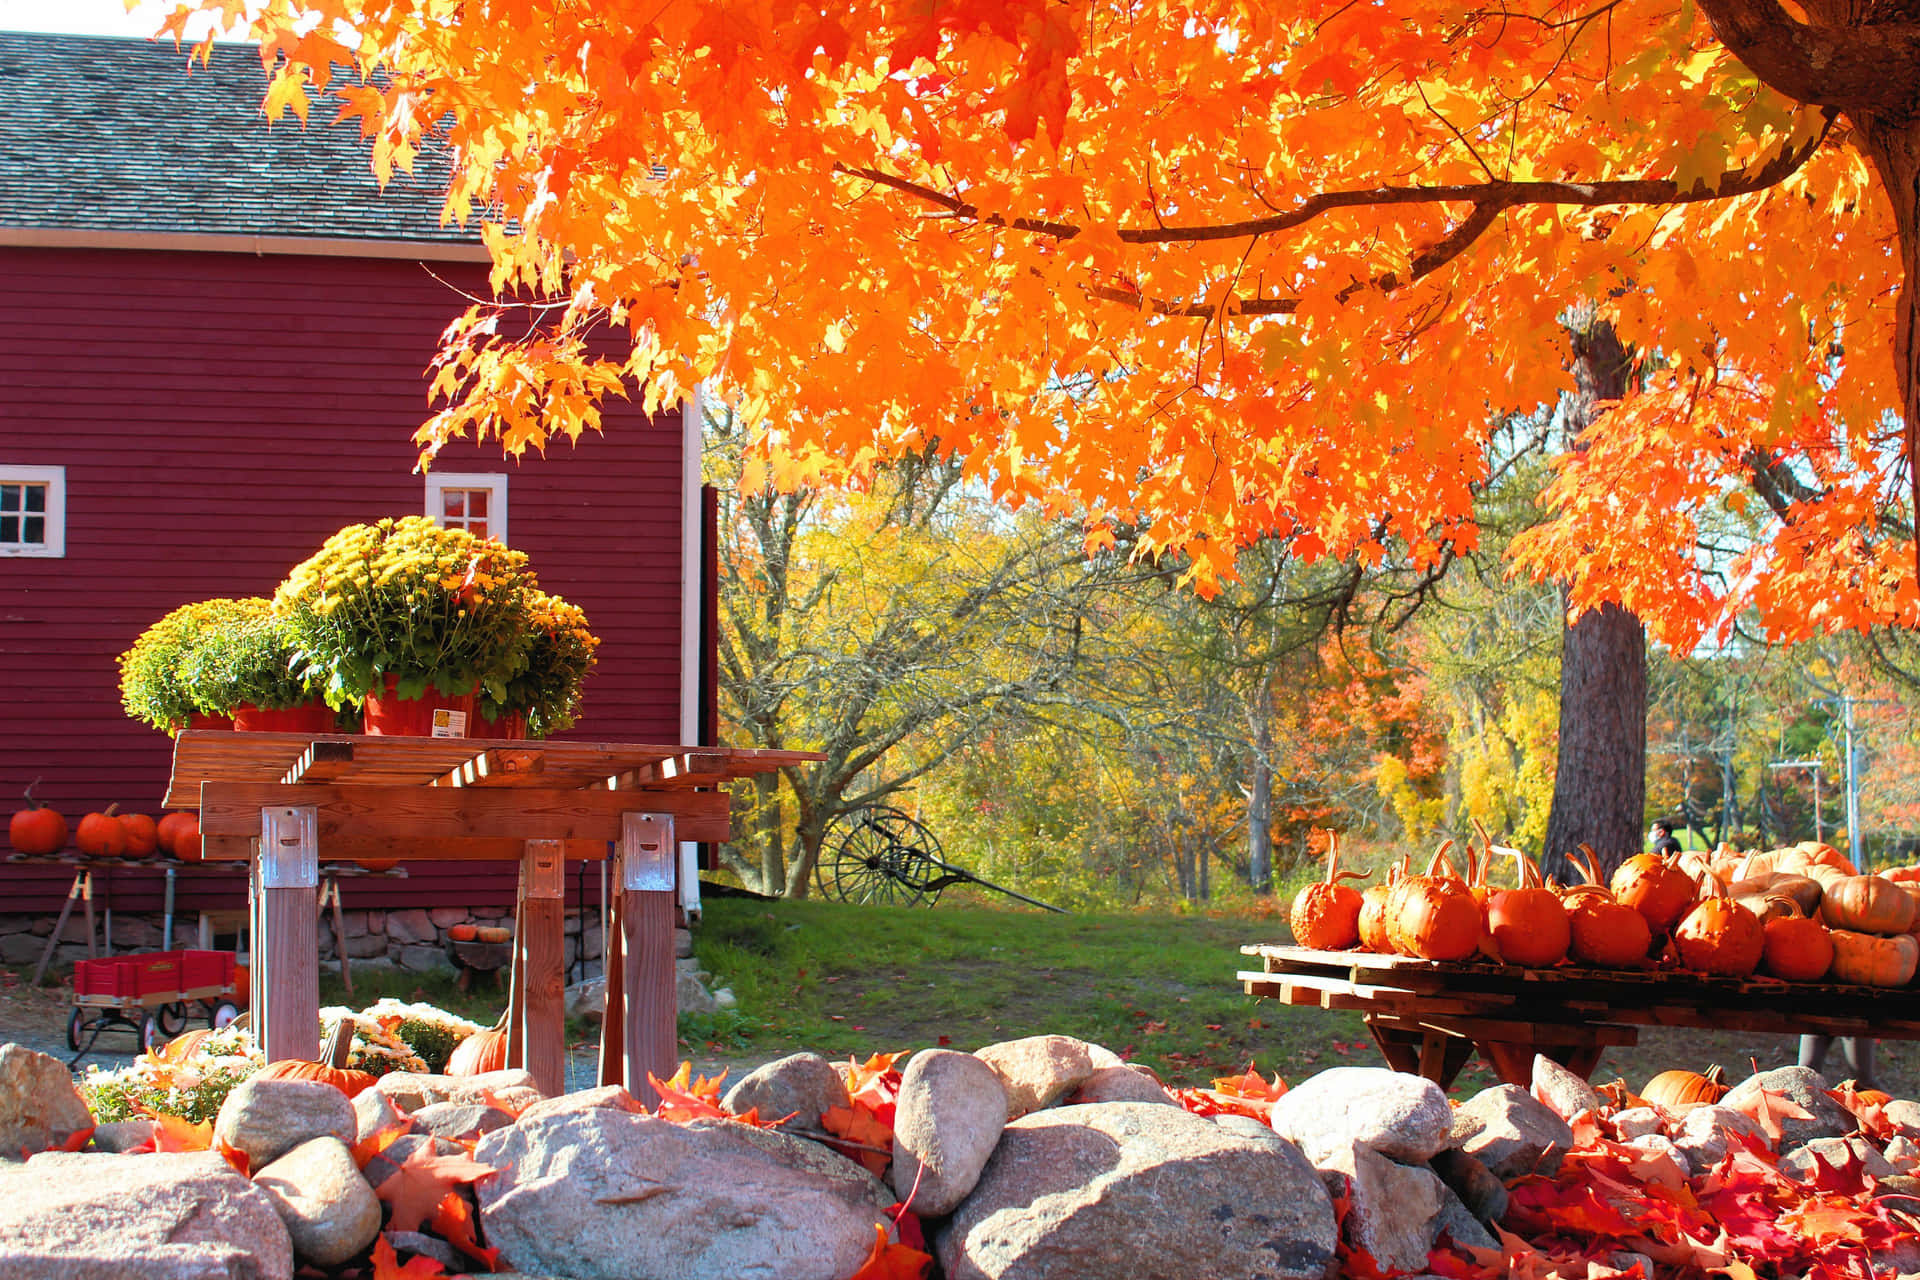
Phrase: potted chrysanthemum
[
  {"left": 476, "top": 591, "right": 599, "bottom": 738},
  {"left": 179, "top": 602, "right": 339, "bottom": 733},
  {"left": 119, "top": 598, "right": 255, "bottom": 733},
  {"left": 274, "top": 516, "right": 536, "bottom": 736}
]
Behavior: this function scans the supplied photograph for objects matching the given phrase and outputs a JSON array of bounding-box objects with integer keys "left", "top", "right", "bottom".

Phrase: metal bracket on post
[
  {"left": 259, "top": 808, "right": 319, "bottom": 887},
  {"left": 523, "top": 840, "right": 564, "bottom": 900},
  {"left": 620, "top": 814, "right": 676, "bottom": 891}
]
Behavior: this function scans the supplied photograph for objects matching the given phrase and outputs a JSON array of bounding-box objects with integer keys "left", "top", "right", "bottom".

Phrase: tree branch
[{"left": 1696, "top": 0, "right": 1920, "bottom": 116}]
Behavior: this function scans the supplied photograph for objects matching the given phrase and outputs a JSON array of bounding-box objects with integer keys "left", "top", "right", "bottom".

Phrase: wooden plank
[
  {"left": 199, "top": 783, "right": 728, "bottom": 844},
  {"left": 432, "top": 750, "right": 547, "bottom": 789},
  {"left": 201, "top": 834, "right": 611, "bottom": 863},
  {"left": 598, "top": 871, "right": 626, "bottom": 1089},
  {"left": 607, "top": 751, "right": 730, "bottom": 790},
  {"left": 258, "top": 807, "right": 320, "bottom": 1065},
  {"left": 283, "top": 740, "right": 355, "bottom": 786},
  {"left": 622, "top": 887, "right": 676, "bottom": 1106},
  {"left": 520, "top": 903, "right": 566, "bottom": 1096}
]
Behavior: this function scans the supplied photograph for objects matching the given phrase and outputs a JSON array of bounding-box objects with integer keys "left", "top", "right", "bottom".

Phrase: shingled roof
[{"left": 0, "top": 30, "right": 475, "bottom": 246}]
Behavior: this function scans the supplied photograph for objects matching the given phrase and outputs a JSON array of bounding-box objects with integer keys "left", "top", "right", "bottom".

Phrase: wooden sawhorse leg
[
  {"left": 598, "top": 813, "right": 677, "bottom": 1106},
  {"left": 506, "top": 841, "right": 566, "bottom": 1097},
  {"left": 1366, "top": 1019, "right": 1477, "bottom": 1089},
  {"left": 30, "top": 868, "right": 93, "bottom": 986},
  {"left": 318, "top": 877, "right": 352, "bottom": 997},
  {"left": 256, "top": 807, "right": 320, "bottom": 1064}
]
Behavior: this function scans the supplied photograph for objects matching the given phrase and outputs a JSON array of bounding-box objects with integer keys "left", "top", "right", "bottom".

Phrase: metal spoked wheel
[
  {"left": 817, "top": 806, "right": 946, "bottom": 906},
  {"left": 66, "top": 1007, "right": 86, "bottom": 1052},
  {"left": 155, "top": 1001, "right": 188, "bottom": 1036}
]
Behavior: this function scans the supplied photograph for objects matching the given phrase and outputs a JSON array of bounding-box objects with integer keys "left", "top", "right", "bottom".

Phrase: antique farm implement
[{"left": 814, "top": 805, "right": 1065, "bottom": 912}]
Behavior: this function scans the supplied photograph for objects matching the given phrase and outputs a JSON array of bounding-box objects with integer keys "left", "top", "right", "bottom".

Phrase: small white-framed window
[
  {"left": 425, "top": 472, "right": 508, "bottom": 544},
  {"left": 0, "top": 465, "right": 64, "bottom": 558}
]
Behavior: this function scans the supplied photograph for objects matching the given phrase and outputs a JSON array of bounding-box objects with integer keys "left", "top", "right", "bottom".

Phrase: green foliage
[
  {"left": 478, "top": 590, "right": 599, "bottom": 735},
  {"left": 177, "top": 604, "right": 317, "bottom": 713},
  {"left": 83, "top": 1061, "right": 257, "bottom": 1124},
  {"left": 389, "top": 1016, "right": 464, "bottom": 1073},
  {"left": 118, "top": 597, "right": 266, "bottom": 729}
]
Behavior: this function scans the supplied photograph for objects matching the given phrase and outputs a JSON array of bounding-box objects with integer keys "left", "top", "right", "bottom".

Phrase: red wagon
[{"left": 68, "top": 949, "right": 241, "bottom": 1064}]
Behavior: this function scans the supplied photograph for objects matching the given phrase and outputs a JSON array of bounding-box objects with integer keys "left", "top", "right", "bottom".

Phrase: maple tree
[{"left": 167, "top": 0, "right": 1916, "bottom": 650}]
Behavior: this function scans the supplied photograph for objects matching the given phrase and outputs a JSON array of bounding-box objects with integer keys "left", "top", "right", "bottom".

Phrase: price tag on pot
[{"left": 431, "top": 709, "right": 469, "bottom": 738}]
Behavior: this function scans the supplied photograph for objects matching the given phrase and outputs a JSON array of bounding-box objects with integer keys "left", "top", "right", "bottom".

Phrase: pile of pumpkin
[
  {"left": 1289, "top": 828, "right": 1920, "bottom": 988},
  {"left": 6, "top": 779, "right": 201, "bottom": 861}
]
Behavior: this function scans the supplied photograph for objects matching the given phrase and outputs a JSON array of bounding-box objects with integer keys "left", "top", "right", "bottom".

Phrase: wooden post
[
  {"left": 30, "top": 870, "right": 84, "bottom": 986},
  {"left": 505, "top": 890, "right": 528, "bottom": 1071},
  {"left": 518, "top": 840, "right": 566, "bottom": 1097},
  {"left": 257, "top": 806, "right": 320, "bottom": 1064},
  {"left": 597, "top": 875, "right": 626, "bottom": 1089},
  {"left": 81, "top": 870, "right": 96, "bottom": 960},
  {"left": 618, "top": 812, "right": 676, "bottom": 1105}
]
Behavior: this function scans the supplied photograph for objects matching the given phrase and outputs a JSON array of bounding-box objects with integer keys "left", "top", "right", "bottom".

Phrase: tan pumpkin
[
  {"left": 1761, "top": 899, "right": 1836, "bottom": 982},
  {"left": 474, "top": 925, "right": 512, "bottom": 944},
  {"left": 1827, "top": 929, "right": 1919, "bottom": 988},
  {"left": 1641, "top": 1065, "right": 1728, "bottom": 1108},
  {"left": 1289, "top": 830, "right": 1370, "bottom": 951},
  {"left": 1729, "top": 871, "right": 1823, "bottom": 919},
  {"left": 1486, "top": 846, "right": 1570, "bottom": 967},
  {"left": 1673, "top": 878, "right": 1764, "bottom": 977},
  {"left": 253, "top": 1018, "right": 377, "bottom": 1097},
  {"left": 75, "top": 804, "right": 127, "bottom": 858},
  {"left": 1820, "top": 875, "right": 1916, "bottom": 935},
  {"left": 1611, "top": 852, "right": 1697, "bottom": 935},
  {"left": 446, "top": 1013, "right": 511, "bottom": 1076},
  {"left": 1562, "top": 847, "right": 1654, "bottom": 968}
]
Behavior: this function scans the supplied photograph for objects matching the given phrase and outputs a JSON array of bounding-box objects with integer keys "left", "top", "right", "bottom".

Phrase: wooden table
[
  {"left": 1240, "top": 943, "right": 1920, "bottom": 1088},
  {"left": 166, "top": 731, "right": 815, "bottom": 1101}
]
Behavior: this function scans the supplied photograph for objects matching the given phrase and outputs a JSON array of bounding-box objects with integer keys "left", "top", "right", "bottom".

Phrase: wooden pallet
[{"left": 1239, "top": 943, "right": 1920, "bottom": 1087}]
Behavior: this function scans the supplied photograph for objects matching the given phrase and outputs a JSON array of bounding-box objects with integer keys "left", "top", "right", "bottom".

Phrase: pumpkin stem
[
  {"left": 22, "top": 777, "right": 43, "bottom": 811},
  {"left": 1704, "top": 1064, "right": 1724, "bottom": 1086},
  {"left": 324, "top": 1017, "right": 355, "bottom": 1069},
  {"left": 1426, "top": 839, "right": 1458, "bottom": 881},
  {"left": 1321, "top": 829, "right": 1340, "bottom": 885},
  {"left": 103, "top": 802, "right": 119, "bottom": 818}
]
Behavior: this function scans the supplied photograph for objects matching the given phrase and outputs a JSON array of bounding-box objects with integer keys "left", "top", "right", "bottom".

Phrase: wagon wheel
[
  {"left": 816, "top": 807, "right": 944, "bottom": 906},
  {"left": 66, "top": 1007, "right": 86, "bottom": 1052},
  {"left": 155, "top": 1002, "right": 188, "bottom": 1036}
]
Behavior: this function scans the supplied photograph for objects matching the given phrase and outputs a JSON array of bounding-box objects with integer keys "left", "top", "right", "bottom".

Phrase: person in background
[
  {"left": 1800, "top": 1033, "right": 1876, "bottom": 1092},
  {"left": 1648, "top": 821, "right": 1683, "bottom": 856}
]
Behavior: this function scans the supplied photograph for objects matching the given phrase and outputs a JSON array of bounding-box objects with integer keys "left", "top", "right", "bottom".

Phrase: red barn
[{"left": 0, "top": 32, "right": 706, "bottom": 961}]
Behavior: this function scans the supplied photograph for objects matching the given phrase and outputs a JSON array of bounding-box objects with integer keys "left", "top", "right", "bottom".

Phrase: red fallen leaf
[
  {"left": 821, "top": 1102, "right": 894, "bottom": 1177},
  {"left": 1505, "top": 1178, "right": 1640, "bottom": 1238},
  {"left": 1168, "top": 1088, "right": 1268, "bottom": 1122},
  {"left": 936, "top": 1035, "right": 951, "bottom": 1047},
  {"left": 370, "top": 1234, "right": 447, "bottom": 1279},
  {"left": 431, "top": 1189, "right": 502, "bottom": 1270},
  {"left": 650, "top": 1070, "right": 732, "bottom": 1124},
  {"left": 892, "top": 1207, "right": 927, "bottom": 1252},
  {"left": 133, "top": 1111, "right": 214, "bottom": 1153},
  {"left": 1710, "top": 1263, "right": 1762, "bottom": 1280},
  {"left": 374, "top": 1142, "right": 495, "bottom": 1233},
  {"left": 1793, "top": 1143, "right": 1875, "bottom": 1195},
  {"left": 844, "top": 1222, "right": 932, "bottom": 1280},
  {"left": 351, "top": 1114, "right": 413, "bottom": 1169},
  {"left": 215, "top": 1135, "right": 250, "bottom": 1178},
  {"left": 1779, "top": 1195, "right": 1872, "bottom": 1247},
  {"left": 1725, "top": 1073, "right": 1816, "bottom": 1146}
]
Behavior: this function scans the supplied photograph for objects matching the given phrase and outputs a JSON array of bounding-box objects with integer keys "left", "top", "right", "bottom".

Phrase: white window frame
[
  {"left": 425, "top": 472, "right": 509, "bottom": 544},
  {"left": 0, "top": 465, "right": 65, "bottom": 558}
]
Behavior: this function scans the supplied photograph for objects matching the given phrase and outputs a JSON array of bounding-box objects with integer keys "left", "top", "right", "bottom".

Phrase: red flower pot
[
  {"left": 185, "top": 712, "right": 235, "bottom": 731},
  {"left": 232, "top": 702, "right": 337, "bottom": 734},
  {"left": 475, "top": 710, "right": 528, "bottom": 740},
  {"left": 361, "top": 676, "right": 477, "bottom": 737}
]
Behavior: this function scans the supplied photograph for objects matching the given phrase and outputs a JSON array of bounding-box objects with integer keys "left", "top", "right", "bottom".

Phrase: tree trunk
[
  {"left": 1857, "top": 119, "right": 1920, "bottom": 587},
  {"left": 1247, "top": 703, "right": 1274, "bottom": 892},
  {"left": 1540, "top": 319, "right": 1648, "bottom": 883},
  {"left": 755, "top": 773, "right": 787, "bottom": 897}
]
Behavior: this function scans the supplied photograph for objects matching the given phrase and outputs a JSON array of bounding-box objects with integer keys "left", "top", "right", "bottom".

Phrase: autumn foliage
[{"left": 162, "top": 0, "right": 1914, "bottom": 650}]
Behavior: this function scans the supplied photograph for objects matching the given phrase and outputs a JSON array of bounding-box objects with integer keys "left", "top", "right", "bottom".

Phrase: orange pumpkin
[
  {"left": 446, "top": 1014, "right": 510, "bottom": 1076},
  {"left": 1761, "top": 900, "right": 1835, "bottom": 982},
  {"left": 356, "top": 859, "right": 400, "bottom": 872},
  {"left": 448, "top": 923, "right": 480, "bottom": 943},
  {"left": 1827, "top": 929, "right": 1919, "bottom": 988},
  {"left": 117, "top": 812, "right": 160, "bottom": 858},
  {"left": 1641, "top": 1065, "right": 1727, "bottom": 1108},
  {"left": 1611, "top": 852, "right": 1697, "bottom": 935},
  {"left": 254, "top": 1018, "right": 376, "bottom": 1097},
  {"left": 75, "top": 804, "right": 127, "bottom": 858},
  {"left": 8, "top": 779, "right": 68, "bottom": 856},
  {"left": 1356, "top": 856, "right": 1406, "bottom": 953},
  {"left": 1289, "top": 830, "right": 1370, "bottom": 951},
  {"left": 1388, "top": 842, "right": 1481, "bottom": 961},
  {"left": 1673, "top": 880, "right": 1764, "bottom": 978},
  {"left": 1820, "top": 875, "right": 1916, "bottom": 936},
  {"left": 155, "top": 811, "right": 196, "bottom": 856},
  {"left": 1561, "top": 846, "right": 1653, "bottom": 968},
  {"left": 1486, "top": 846, "right": 1570, "bottom": 967},
  {"left": 171, "top": 815, "right": 203, "bottom": 863}
]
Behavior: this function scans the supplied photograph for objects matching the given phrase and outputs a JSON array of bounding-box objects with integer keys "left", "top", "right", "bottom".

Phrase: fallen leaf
[
  {"left": 370, "top": 1234, "right": 446, "bottom": 1279},
  {"left": 845, "top": 1222, "right": 932, "bottom": 1280},
  {"left": 374, "top": 1143, "right": 495, "bottom": 1233}
]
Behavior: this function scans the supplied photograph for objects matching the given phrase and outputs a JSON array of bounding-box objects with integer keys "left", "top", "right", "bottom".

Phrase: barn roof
[{"left": 0, "top": 30, "right": 474, "bottom": 247}]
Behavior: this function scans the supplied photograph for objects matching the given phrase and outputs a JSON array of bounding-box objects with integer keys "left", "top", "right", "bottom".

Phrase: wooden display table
[
  {"left": 166, "top": 731, "right": 815, "bottom": 1102},
  {"left": 1240, "top": 944, "right": 1920, "bottom": 1089}
]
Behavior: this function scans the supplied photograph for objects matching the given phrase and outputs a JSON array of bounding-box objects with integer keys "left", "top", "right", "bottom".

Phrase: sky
[{"left": 0, "top": 0, "right": 239, "bottom": 39}]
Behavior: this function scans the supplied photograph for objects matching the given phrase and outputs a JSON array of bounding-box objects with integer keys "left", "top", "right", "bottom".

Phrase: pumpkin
[
  {"left": 446, "top": 1013, "right": 511, "bottom": 1076},
  {"left": 1673, "top": 879, "right": 1765, "bottom": 978},
  {"left": 1289, "top": 829, "right": 1370, "bottom": 951},
  {"left": 474, "top": 925, "right": 513, "bottom": 944},
  {"left": 1827, "top": 929, "right": 1920, "bottom": 988},
  {"left": 1820, "top": 875, "right": 1916, "bottom": 936},
  {"left": 171, "top": 814, "right": 203, "bottom": 863},
  {"left": 117, "top": 812, "right": 159, "bottom": 858},
  {"left": 448, "top": 923, "right": 480, "bottom": 943},
  {"left": 75, "top": 804, "right": 127, "bottom": 858},
  {"left": 1357, "top": 856, "right": 1406, "bottom": 953},
  {"left": 1882, "top": 865, "right": 1920, "bottom": 886},
  {"left": 1562, "top": 847, "right": 1653, "bottom": 968},
  {"left": 7, "top": 778, "right": 68, "bottom": 856},
  {"left": 1729, "top": 872, "right": 1823, "bottom": 918},
  {"left": 1641, "top": 1065, "right": 1728, "bottom": 1108},
  {"left": 1387, "top": 842, "right": 1481, "bottom": 961},
  {"left": 254, "top": 1017, "right": 377, "bottom": 1097},
  {"left": 356, "top": 859, "right": 400, "bottom": 872},
  {"left": 1486, "top": 846, "right": 1570, "bottom": 967},
  {"left": 1611, "top": 852, "right": 1697, "bottom": 935},
  {"left": 1761, "top": 899, "right": 1836, "bottom": 982},
  {"left": 155, "top": 811, "right": 196, "bottom": 856}
]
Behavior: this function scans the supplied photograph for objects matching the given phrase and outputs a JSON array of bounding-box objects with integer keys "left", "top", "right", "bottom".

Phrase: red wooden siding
[{"left": 0, "top": 246, "right": 683, "bottom": 916}]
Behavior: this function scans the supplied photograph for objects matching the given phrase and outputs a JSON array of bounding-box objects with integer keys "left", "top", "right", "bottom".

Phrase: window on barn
[
  {"left": 425, "top": 473, "right": 509, "bottom": 544},
  {"left": 0, "top": 465, "right": 64, "bottom": 557}
]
